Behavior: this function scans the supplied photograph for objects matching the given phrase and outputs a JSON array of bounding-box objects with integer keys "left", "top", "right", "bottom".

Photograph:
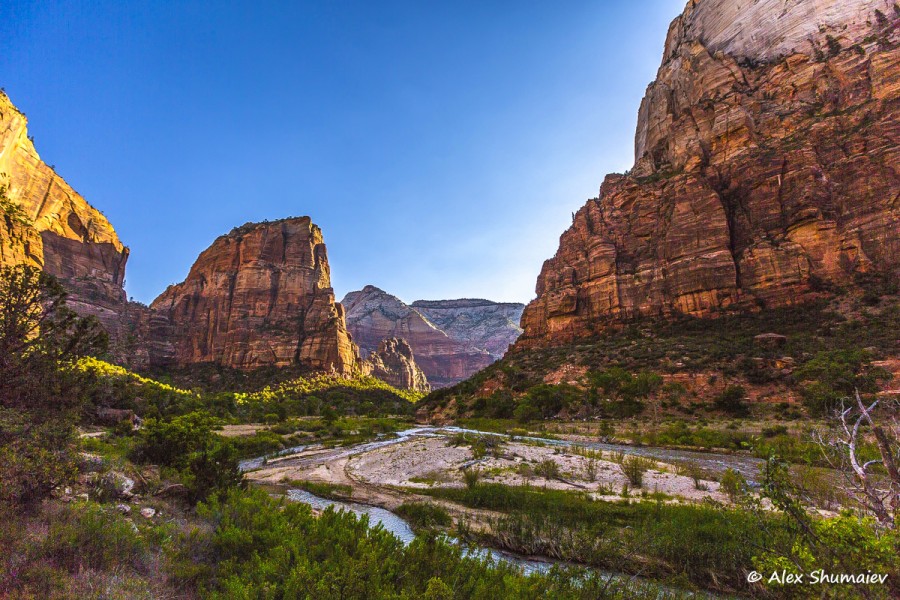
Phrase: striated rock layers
[
  {"left": 363, "top": 338, "right": 430, "bottom": 392},
  {"left": 0, "top": 91, "right": 129, "bottom": 332},
  {"left": 150, "top": 219, "right": 358, "bottom": 374},
  {"left": 411, "top": 299, "right": 524, "bottom": 360},
  {"left": 520, "top": 0, "right": 900, "bottom": 348},
  {"left": 342, "top": 285, "right": 524, "bottom": 387}
]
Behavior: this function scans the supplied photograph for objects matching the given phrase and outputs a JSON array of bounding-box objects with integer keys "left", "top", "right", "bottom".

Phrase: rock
[
  {"left": 343, "top": 286, "right": 524, "bottom": 387},
  {"left": 0, "top": 91, "right": 131, "bottom": 346},
  {"left": 150, "top": 218, "right": 358, "bottom": 373},
  {"left": 519, "top": 0, "right": 900, "bottom": 348},
  {"left": 95, "top": 472, "right": 136, "bottom": 500},
  {"left": 116, "top": 503, "right": 132, "bottom": 514},
  {"left": 140, "top": 507, "right": 156, "bottom": 519},
  {"left": 754, "top": 334, "right": 788, "bottom": 349},
  {"left": 363, "top": 338, "right": 430, "bottom": 392}
]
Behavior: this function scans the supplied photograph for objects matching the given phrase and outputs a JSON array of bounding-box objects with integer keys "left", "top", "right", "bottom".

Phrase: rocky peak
[
  {"left": 342, "top": 287, "right": 526, "bottom": 387},
  {"left": 363, "top": 337, "right": 430, "bottom": 392},
  {"left": 151, "top": 217, "right": 358, "bottom": 373},
  {"left": 520, "top": 0, "right": 900, "bottom": 348}
]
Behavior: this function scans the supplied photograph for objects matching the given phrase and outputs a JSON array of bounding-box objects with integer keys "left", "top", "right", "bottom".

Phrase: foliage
[
  {"left": 130, "top": 411, "right": 243, "bottom": 503},
  {"left": 0, "top": 500, "right": 160, "bottom": 599},
  {"left": 718, "top": 468, "right": 747, "bottom": 503},
  {"left": 713, "top": 385, "right": 749, "bottom": 417},
  {"left": 619, "top": 455, "right": 654, "bottom": 488},
  {"left": 0, "top": 266, "right": 106, "bottom": 508},
  {"left": 752, "top": 459, "right": 900, "bottom": 598},
  {"left": 173, "top": 486, "right": 662, "bottom": 599},
  {"left": 395, "top": 502, "right": 452, "bottom": 531},
  {"left": 797, "top": 350, "right": 891, "bottom": 415},
  {"left": 423, "top": 483, "right": 789, "bottom": 591}
]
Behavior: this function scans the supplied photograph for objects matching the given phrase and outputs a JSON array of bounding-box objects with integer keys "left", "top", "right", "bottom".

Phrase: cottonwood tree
[{"left": 0, "top": 265, "right": 106, "bottom": 507}]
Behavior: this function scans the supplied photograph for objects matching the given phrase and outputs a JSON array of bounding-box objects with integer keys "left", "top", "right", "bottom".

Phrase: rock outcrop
[
  {"left": 363, "top": 338, "right": 430, "bottom": 392},
  {"left": 520, "top": 0, "right": 900, "bottom": 348},
  {"left": 150, "top": 218, "right": 358, "bottom": 374},
  {"left": 342, "top": 286, "right": 524, "bottom": 387},
  {"left": 0, "top": 91, "right": 129, "bottom": 332}
]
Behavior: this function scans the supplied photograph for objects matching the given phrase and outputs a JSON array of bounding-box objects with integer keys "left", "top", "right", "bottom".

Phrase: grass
[{"left": 425, "top": 483, "right": 790, "bottom": 593}]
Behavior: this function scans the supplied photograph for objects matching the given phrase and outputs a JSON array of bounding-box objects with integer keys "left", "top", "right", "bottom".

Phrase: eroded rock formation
[
  {"left": 0, "top": 91, "right": 129, "bottom": 332},
  {"left": 363, "top": 338, "right": 430, "bottom": 392},
  {"left": 520, "top": 0, "right": 900, "bottom": 348},
  {"left": 342, "top": 286, "right": 524, "bottom": 387},
  {"left": 150, "top": 218, "right": 358, "bottom": 374}
]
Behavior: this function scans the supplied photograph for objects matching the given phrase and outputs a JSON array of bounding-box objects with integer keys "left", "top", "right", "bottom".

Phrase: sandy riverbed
[{"left": 247, "top": 434, "right": 728, "bottom": 504}]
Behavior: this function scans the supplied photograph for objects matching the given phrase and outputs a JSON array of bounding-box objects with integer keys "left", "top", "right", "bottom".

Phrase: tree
[
  {"left": 813, "top": 391, "right": 900, "bottom": 529},
  {"left": 0, "top": 265, "right": 106, "bottom": 507}
]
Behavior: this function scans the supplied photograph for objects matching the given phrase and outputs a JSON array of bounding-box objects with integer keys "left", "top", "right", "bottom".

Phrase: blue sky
[{"left": 1, "top": 0, "right": 685, "bottom": 305}]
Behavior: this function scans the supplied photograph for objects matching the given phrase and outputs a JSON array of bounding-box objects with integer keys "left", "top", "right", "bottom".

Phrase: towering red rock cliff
[
  {"left": 0, "top": 91, "right": 129, "bottom": 331},
  {"left": 150, "top": 218, "right": 358, "bottom": 374},
  {"left": 520, "top": 0, "right": 900, "bottom": 347}
]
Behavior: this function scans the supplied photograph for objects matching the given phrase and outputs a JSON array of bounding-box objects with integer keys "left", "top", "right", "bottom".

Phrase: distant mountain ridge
[{"left": 342, "top": 286, "right": 524, "bottom": 387}]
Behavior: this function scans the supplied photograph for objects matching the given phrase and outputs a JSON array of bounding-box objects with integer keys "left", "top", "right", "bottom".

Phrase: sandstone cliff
[
  {"left": 363, "top": 338, "right": 430, "bottom": 392},
  {"left": 0, "top": 91, "right": 129, "bottom": 332},
  {"left": 342, "top": 286, "right": 524, "bottom": 387},
  {"left": 520, "top": 0, "right": 900, "bottom": 347},
  {"left": 150, "top": 218, "right": 358, "bottom": 374}
]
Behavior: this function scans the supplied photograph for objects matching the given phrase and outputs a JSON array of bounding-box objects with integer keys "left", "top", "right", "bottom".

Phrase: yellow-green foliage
[
  {"left": 75, "top": 357, "right": 197, "bottom": 399},
  {"left": 236, "top": 373, "right": 423, "bottom": 405}
]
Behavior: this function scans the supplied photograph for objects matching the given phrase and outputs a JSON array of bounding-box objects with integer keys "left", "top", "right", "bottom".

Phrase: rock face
[
  {"left": 363, "top": 338, "right": 430, "bottom": 392},
  {"left": 0, "top": 91, "right": 129, "bottom": 332},
  {"left": 520, "top": 0, "right": 900, "bottom": 348},
  {"left": 150, "top": 219, "right": 358, "bottom": 374},
  {"left": 411, "top": 299, "right": 524, "bottom": 359},
  {"left": 342, "top": 286, "right": 524, "bottom": 387}
]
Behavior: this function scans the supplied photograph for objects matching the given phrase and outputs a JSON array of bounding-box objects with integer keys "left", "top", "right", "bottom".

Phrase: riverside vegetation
[{"left": 1, "top": 265, "right": 899, "bottom": 599}]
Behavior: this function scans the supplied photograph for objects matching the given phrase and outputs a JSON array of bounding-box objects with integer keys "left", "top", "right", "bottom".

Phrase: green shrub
[
  {"left": 619, "top": 456, "right": 654, "bottom": 488},
  {"left": 535, "top": 459, "right": 560, "bottom": 480},
  {"left": 714, "top": 386, "right": 749, "bottom": 416},
  {"left": 719, "top": 468, "right": 747, "bottom": 503},
  {"left": 395, "top": 502, "right": 452, "bottom": 531}
]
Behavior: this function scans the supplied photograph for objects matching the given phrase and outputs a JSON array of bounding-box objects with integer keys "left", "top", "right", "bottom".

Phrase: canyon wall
[
  {"left": 0, "top": 91, "right": 129, "bottom": 332},
  {"left": 342, "top": 286, "right": 524, "bottom": 387},
  {"left": 151, "top": 218, "right": 358, "bottom": 374},
  {"left": 519, "top": 0, "right": 900, "bottom": 347}
]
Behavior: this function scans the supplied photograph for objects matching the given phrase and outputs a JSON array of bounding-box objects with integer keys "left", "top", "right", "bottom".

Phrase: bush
[
  {"left": 535, "top": 459, "right": 560, "bottom": 480},
  {"left": 714, "top": 386, "right": 749, "bottom": 416},
  {"left": 719, "top": 468, "right": 747, "bottom": 502},
  {"left": 619, "top": 456, "right": 654, "bottom": 488},
  {"left": 395, "top": 502, "right": 452, "bottom": 531}
]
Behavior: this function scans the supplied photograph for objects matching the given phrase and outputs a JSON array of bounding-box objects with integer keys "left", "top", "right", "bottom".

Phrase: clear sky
[{"left": 1, "top": 0, "right": 686, "bottom": 305}]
